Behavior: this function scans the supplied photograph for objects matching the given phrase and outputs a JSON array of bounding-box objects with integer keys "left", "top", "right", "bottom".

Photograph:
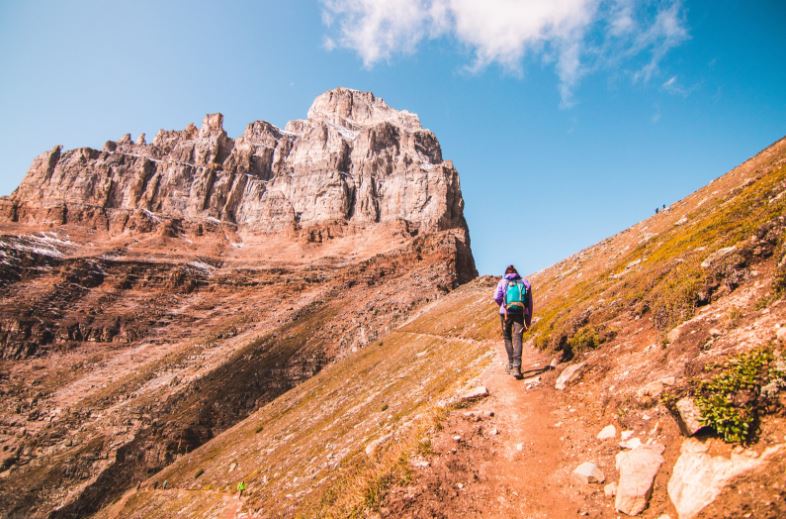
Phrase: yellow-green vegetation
[
  {"left": 532, "top": 163, "right": 786, "bottom": 351},
  {"left": 664, "top": 347, "right": 786, "bottom": 444},
  {"left": 694, "top": 347, "right": 785, "bottom": 443},
  {"left": 96, "top": 279, "right": 498, "bottom": 519}
]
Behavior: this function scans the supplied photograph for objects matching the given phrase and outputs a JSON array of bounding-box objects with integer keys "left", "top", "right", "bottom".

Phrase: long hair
[{"left": 505, "top": 264, "right": 518, "bottom": 275}]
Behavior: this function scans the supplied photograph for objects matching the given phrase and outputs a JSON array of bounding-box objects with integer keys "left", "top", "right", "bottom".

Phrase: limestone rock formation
[{"left": 4, "top": 88, "right": 467, "bottom": 237}]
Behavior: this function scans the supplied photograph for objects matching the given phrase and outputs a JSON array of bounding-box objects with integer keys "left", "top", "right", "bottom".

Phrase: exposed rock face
[
  {"left": 0, "top": 88, "right": 476, "bottom": 518},
  {"left": 4, "top": 88, "right": 467, "bottom": 235}
]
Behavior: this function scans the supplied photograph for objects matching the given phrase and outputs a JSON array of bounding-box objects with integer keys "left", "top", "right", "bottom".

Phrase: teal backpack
[{"left": 505, "top": 280, "right": 527, "bottom": 312}]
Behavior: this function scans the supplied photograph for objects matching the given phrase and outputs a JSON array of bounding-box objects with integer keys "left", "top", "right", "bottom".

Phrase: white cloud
[
  {"left": 661, "top": 74, "right": 694, "bottom": 97},
  {"left": 321, "top": 0, "right": 689, "bottom": 107}
]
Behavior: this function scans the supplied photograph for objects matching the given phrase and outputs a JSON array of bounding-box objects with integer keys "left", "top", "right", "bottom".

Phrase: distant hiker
[{"left": 493, "top": 265, "right": 533, "bottom": 379}]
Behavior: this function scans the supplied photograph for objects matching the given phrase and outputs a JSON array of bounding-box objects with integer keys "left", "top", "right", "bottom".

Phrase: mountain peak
[{"left": 307, "top": 87, "right": 421, "bottom": 130}]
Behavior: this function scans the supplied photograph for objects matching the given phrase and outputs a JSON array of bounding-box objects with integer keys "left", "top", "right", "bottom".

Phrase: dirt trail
[
  {"left": 383, "top": 337, "right": 607, "bottom": 518},
  {"left": 474, "top": 347, "right": 579, "bottom": 518}
]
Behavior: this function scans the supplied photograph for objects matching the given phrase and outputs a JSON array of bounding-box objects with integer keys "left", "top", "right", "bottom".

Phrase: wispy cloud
[{"left": 321, "top": 0, "right": 689, "bottom": 107}]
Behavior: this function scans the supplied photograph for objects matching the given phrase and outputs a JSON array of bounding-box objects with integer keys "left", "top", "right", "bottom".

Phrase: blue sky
[{"left": 1, "top": 1, "right": 784, "bottom": 275}]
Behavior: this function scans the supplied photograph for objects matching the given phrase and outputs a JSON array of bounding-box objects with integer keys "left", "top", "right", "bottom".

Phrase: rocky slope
[
  {"left": 95, "top": 136, "right": 786, "bottom": 518},
  {"left": 0, "top": 88, "right": 476, "bottom": 518}
]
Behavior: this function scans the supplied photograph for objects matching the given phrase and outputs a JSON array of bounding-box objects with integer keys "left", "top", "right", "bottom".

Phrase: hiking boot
[
  {"left": 512, "top": 366, "right": 523, "bottom": 379},
  {"left": 505, "top": 364, "right": 513, "bottom": 375}
]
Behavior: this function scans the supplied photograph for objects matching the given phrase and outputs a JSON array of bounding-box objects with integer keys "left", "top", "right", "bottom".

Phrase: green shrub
[
  {"left": 567, "top": 325, "right": 600, "bottom": 350},
  {"left": 693, "top": 347, "right": 784, "bottom": 443}
]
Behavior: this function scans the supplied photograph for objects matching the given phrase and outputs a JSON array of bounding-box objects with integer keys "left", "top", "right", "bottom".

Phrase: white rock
[
  {"left": 555, "top": 362, "right": 586, "bottom": 390},
  {"left": 615, "top": 445, "right": 664, "bottom": 516},
  {"left": 410, "top": 457, "right": 430, "bottom": 468},
  {"left": 620, "top": 437, "right": 643, "bottom": 450},
  {"left": 667, "top": 438, "right": 782, "bottom": 519},
  {"left": 573, "top": 462, "right": 605, "bottom": 484},
  {"left": 604, "top": 482, "right": 617, "bottom": 497},
  {"left": 621, "top": 430, "right": 635, "bottom": 441},
  {"left": 524, "top": 376, "right": 541, "bottom": 390},
  {"left": 515, "top": 443, "right": 524, "bottom": 452},
  {"left": 460, "top": 386, "right": 489, "bottom": 403},
  {"left": 700, "top": 246, "right": 737, "bottom": 269},
  {"left": 674, "top": 398, "right": 704, "bottom": 436},
  {"left": 597, "top": 425, "right": 617, "bottom": 440},
  {"left": 452, "top": 434, "right": 462, "bottom": 442}
]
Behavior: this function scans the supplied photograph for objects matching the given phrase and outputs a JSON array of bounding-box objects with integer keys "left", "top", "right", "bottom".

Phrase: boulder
[
  {"left": 667, "top": 438, "right": 782, "bottom": 519},
  {"left": 673, "top": 398, "right": 704, "bottom": 436},
  {"left": 615, "top": 445, "right": 664, "bottom": 515},
  {"left": 555, "top": 362, "right": 586, "bottom": 390},
  {"left": 597, "top": 424, "right": 617, "bottom": 441},
  {"left": 573, "top": 462, "right": 605, "bottom": 484}
]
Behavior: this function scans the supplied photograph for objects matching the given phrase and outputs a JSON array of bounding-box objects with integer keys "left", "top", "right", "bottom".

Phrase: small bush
[
  {"left": 567, "top": 325, "right": 600, "bottom": 350},
  {"left": 693, "top": 347, "right": 784, "bottom": 443}
]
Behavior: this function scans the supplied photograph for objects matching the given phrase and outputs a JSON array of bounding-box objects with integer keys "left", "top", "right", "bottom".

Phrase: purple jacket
[{"left": 493, "top": 273, "right": 533, "bottom": 326}]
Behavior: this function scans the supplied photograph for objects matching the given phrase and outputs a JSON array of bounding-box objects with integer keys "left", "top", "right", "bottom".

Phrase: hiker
[{"left": 493, "top": 265, "right": 533, "bottom": 379}]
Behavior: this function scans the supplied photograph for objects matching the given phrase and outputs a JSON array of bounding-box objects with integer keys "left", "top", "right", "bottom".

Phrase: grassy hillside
[
  {"left": 530, "top": 138, "right": 786, "bottom": 355},
  {"left": 96, "top": 137, "right": 786, "bottom": 518},
  {"left": 97, "top": 279, "right": 501, "bottom": 518}
]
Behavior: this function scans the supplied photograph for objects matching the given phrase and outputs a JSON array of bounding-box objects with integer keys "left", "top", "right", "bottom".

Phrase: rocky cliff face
[
  {"left": 0, "top": 89, "right": 476, "bottom": 518},
  {"left": 4, "top": 88, "right": 466, "bottom": 235}
]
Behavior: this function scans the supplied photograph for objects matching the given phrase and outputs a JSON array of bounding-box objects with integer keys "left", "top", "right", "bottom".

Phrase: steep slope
[
  {"left": 0, "top": 88, "right": 476, "bottom": 518},
  {"left": 97, "top": 136, "right": 786, "bottom": 518},
  {"left": 97, "top": 279, "right": 500, "bottom": 518}
]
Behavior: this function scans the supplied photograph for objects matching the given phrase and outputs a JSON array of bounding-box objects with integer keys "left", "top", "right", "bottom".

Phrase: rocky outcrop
[{"left": 4, "top": 88, "right": 469, "bottom": 238}]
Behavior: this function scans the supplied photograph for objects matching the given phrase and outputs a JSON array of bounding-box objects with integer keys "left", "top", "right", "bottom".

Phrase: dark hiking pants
[{"left": 500, "top": 312, "right": 525, "bottom": 369}]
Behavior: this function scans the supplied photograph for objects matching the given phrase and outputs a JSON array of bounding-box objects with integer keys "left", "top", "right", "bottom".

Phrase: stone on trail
[
  {"left": 673, "top": 398, "right": 704, "bottom": 436},
  {"left": 597, "top": 424, "right": 617, "bottom": 440},
  {"left": 615, "top": 445, "right": 664, "bottom": 516},
  {"left": 667, "top": 438, "right": 782, "bottom": 519},
  {"left": 573, "top": 461, "right": 605, "bottom": 484},
  {"left": 604, "top": 482, "right": 617, "bottom": 497},
  {"left": 459, "top": 386, "right": 489, "bottom": 403},
  {"left": 555, "top": 362, "right": 586, "bottom": 390}
]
